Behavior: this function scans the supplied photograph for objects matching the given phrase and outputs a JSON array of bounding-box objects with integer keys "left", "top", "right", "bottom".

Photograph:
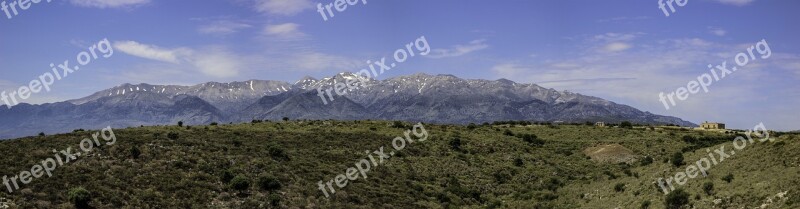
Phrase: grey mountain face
[{"left": 0, "top": 73, "right": 695, "bottom": 139}]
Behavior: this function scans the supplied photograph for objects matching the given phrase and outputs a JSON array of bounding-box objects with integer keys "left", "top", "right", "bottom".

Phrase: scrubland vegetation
[{"left": 0, "top": 120, "right": 797, "bottom": 209}]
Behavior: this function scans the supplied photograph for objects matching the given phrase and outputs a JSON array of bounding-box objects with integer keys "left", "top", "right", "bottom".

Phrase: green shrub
[
  {"left": 220, "top": 170, "right": 235, "bottom": 183},
  {"left": 513, "top": 158, "right": 524, "bottom": 167},
  {"left": 722, "top": 174, "right": 734, "bottom": 183},
  {"left": 467, "top": 123, "right": 478, "bottom": 130},
  {"left": 392, "top": 121, "right": 406, "bottom": 128},
  {"left": 671, "top": 152, "right": 684, "bottom": 167},
  {"left": 269, "top": 193, "right": 281, "bottom": 206},
  {"left": 640, "top": 156, "right": 653, "bottom": 166},
  {"left": 258, "top": 176, "right": 282, "bottom": 191},
  {"left": 503, "top": 129, "right": 514, "bottom": 136},
  {"left": 640, "top": 200, "right": 651, "bottom": 209},
  {"left": 665, "top": 188, "right": 690, "bottom": 209},
  {"left": 130, "top": 146, "right": 141, "bottom": 159},
  {"left": 620, "top": 121, "right": 633, "bottom": 129},
  {"left": 177, "top": 121, "right": 183, "bottom": 127},
  {"left": 518, "top": 134, "right": 544, "bottom": 146},
  {"left": 449, "top": 137, "right": 462, "bottom": 151},
  {"left": 267, "top": 144, "right": 290, "bottom": 161},
  {"left": 167, "top": 132, "right": 179, "bottom": 140},
  {"left": 230, "top": 175, "right": 251, "bottom": 191},
  {"left": 702, "top": 182, "right": 714, "bottom": 195},
  {"left": 614, "top": 183, "right": 625, "bottom": 192},
  {"left": 544, "top": 177, "right": 563, "bottom": 191},
  {"left": 68, "top": 187, "right": 91, "bottom": 208}
]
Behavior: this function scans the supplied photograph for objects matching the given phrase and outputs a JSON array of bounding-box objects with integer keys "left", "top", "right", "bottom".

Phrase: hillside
[{"left": 0, "top": 121, "right": 797, "bottom": 209}]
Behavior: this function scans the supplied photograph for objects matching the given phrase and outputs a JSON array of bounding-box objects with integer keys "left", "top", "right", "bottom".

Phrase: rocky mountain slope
[{"left": 0, "top": 73, "right": 695, "bottom": 139}]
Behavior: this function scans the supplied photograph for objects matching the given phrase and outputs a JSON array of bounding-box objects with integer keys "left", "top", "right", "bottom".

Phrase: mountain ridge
[{"left": 0, "top": 73, "right": 696, "bottom": 139}]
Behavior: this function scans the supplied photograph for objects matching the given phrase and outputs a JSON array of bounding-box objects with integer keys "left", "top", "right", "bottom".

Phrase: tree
[
  {"left": 282, "top": 117, "right": 289, "bottom": 122},
  {"left": 68, "top": 187, "right": 92, "bottom": 209},
  {"left": 177, "top": 121, "right": 183, "bottom": 127},
  {"left": 620, "top": 121, "right": 633, "bottom": 129},
  {"left": 671, "top": 152, "right": 684, "bottom": 167},
  {"left": 665, "top": 188, "right": 690, "bottom": 209}
]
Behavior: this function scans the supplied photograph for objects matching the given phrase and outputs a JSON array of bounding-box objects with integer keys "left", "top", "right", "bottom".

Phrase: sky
[{"left": 0, "top": 0, "right": 798, "bottom": 130}]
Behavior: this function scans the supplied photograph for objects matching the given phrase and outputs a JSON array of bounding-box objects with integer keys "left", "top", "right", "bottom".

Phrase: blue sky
[{"left": 0, "top": 0, "right": 798, "bottom": 130}]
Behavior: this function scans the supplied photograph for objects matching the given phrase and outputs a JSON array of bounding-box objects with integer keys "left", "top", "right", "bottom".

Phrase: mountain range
[{"left": 0, "top": 73, "right": 695, "bottom": 139}]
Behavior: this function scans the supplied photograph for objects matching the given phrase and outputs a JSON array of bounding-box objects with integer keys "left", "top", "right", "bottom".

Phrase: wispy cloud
[
  {"left": 113, "top": 41, "right": 190, "bottom": 63},
  {"left": 262, "top": 23, "right": 306, "bottom": 38},
  {"left": 708, "top": 27, "right": 727, "bottom": 36},
  {"left": 428, "top": 39, "right": 489, "bottom": 59},
  {"left": 596, "top": 16, "right": 650, "bottom": 23},
  {"left": 69, "top": 0, "right": 150, "bottom": 8},
  {"left": 712, "top": 0, "right": 756, "bottom": 6},
  {"left": 113, "top": 41, "right": 241, "bottom": 78},
  {"left": 593, "top": 32, "right": 642, "bottom": 42},
  {"left": 253, "top": 0, "right": 312, "bottom": 16},
  {"left": 198, "top": 20, "right": 252, "bottom": 36},
  {"left": 601, "top": 42, "right": 633, "bottom": 53}
]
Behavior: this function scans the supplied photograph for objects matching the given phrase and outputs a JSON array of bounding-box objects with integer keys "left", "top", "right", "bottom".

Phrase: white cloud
[
  {"left": 113, "top": 41, "right": 190, "bottom": 63},
  {"left": 429, "top": 39, "right": 489, "bottom": 59},
  {"left": 113, "top": 41, "right": 241, "bottom": 78},
  {"left": 596, "top": 16, "right": 650, "bottom": 23},
  {"left": 189, "top": 48, "right": 241, "bottom": 78},
  {"left": 709, "top": 27, "right": 727, "bottom": 36},
  {"left": 198, "top": 20, "right": 252, "bottom": 36},
  {"left": 712, "top": 0, "right": 756, "bottom": 6},
  {"left": 69, "top": 0, "right": 150, "bottom": 8},
  {"left": 601, "top": 42, "right": 633, "bottom": 53},
  {"left": 254, "top": 0, "right": 312, "bottom": 16},
  {"left": 263, "top": 23, "right": 305, "bottom": 37},
  {"left": 593, "top": 33, "right": 642, "bottom": 42}
]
